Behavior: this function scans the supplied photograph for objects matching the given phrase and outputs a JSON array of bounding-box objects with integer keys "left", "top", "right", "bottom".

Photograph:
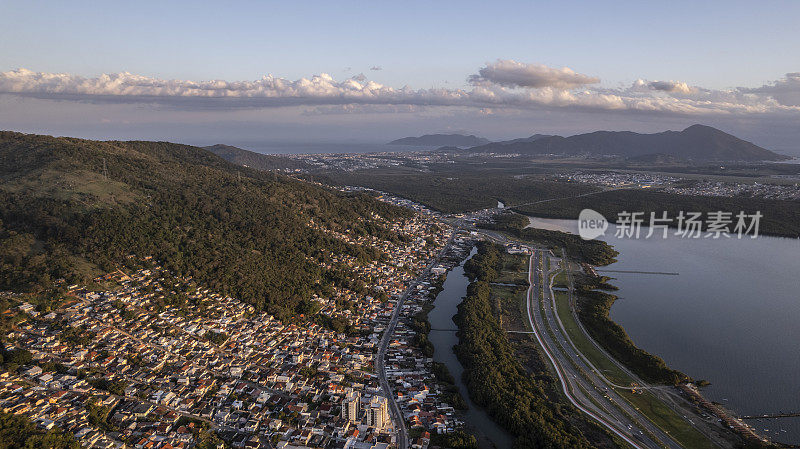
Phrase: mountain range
[
  {"left": 469, "top": 125, "right": 787, "bottom": 161},
  {"left": 388, "top": 133, "right": 490, "bottom": 147}
]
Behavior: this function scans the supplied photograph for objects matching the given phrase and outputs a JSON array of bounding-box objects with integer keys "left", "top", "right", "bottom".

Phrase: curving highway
[{"left": 526, "top": 249, "right": 685, "bottom": 449}]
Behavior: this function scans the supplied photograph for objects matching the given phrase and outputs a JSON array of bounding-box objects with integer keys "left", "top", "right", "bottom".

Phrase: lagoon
[{"left": 527, "top": 216, "right": 800, "bottom": 444}]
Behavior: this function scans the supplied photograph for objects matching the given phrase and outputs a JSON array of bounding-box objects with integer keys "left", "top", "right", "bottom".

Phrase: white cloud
[
  {"left": 740, "top": 72, "right": 800, "bottom": 106},
  {"left": 632, "top": 79, "right": 696, "bottom": 94},
  {"left": 469, "top": 59, "right": 600, "bottom": 89},
  {"left": 370, "top": 66, "right": 382, "bottom": 71},
  {"left": 1, "top": 66, "right": 799, "bottom": 119}
]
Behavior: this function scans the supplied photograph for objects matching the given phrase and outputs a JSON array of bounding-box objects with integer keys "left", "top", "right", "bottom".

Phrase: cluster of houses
[
  {"left": 664, "top": 180, "right": 800, "bottom": 200},
  {"left": 0, "top": 202, "right": 482, "bottom": 449},
  {"left": 381, "top": 240, "right": 475, "bottom": 449}
]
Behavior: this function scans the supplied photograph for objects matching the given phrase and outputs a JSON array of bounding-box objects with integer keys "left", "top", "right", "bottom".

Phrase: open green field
[{"left": 552, "top": 271, "right": 568, "bottom": 289}]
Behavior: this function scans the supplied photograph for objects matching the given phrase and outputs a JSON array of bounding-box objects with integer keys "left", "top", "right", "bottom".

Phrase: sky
[{"left": 1, "top": 0, "right": 800, "bottom": 154}]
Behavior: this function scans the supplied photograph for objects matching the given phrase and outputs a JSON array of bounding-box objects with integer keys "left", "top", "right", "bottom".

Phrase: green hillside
[{"left": 0, "top": 131, "right": 409, "bottom": 319}]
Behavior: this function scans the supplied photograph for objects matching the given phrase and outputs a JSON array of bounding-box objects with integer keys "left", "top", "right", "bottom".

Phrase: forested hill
[
  {"left": 471, "top": 125, "right": 788, "bottom": 161},
  {"left": 0, "top": 131, "right": 409, "bottom": 319},
  {"left": 388, "top": 134, "right": 490, "bottom": 147},
  {"left": 204, "top": 143, "right": 309, "bottom": 171}
]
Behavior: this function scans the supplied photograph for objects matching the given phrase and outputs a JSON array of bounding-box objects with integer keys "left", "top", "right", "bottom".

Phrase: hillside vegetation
[
  {"left": 0, "top": 132, "right": 408, "bottom": 319},
  {"left": 0, "top": 412, "right": 79, "bottom": 449},
  {"left": 204, "top": 144, "right": 309, "bottom": 171}
]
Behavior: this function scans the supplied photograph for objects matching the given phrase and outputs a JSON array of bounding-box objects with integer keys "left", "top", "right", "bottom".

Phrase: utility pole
[{"left": 102, "top": 158, "right": 109, "bottom": 180}]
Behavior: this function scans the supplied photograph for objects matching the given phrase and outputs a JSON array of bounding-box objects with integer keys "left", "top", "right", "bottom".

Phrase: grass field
[{"left": 552, "top": 271, "right": 569, "bottom": 289}]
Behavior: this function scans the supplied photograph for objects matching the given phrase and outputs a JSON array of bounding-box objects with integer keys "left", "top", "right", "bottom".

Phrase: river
[
  {"left": 527, "top": 216, "right": 800, "bottom": 444},
  {"left": 428, "top": 247, "right": 515, "bottom": 449}
]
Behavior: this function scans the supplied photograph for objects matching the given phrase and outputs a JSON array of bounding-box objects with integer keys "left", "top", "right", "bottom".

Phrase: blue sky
[{"left": 1, "top": 0, "right": 800, "bottom": 153}]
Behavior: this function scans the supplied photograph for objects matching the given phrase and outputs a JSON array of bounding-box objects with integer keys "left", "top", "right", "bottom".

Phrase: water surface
[
  {"left": 428, "top": 247, "right": 515, "bottom": 449},
  {"left": 527, "top": 216, "right": 800, "bottom": 444}
]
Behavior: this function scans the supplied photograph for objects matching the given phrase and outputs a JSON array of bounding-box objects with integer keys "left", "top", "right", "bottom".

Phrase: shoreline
[
  {"left": 565, "top": 247, "right": 776, "bottom": 447},
  {"left": 574, "top": 263, "right": 772, "bottom": 446},
  {"left": 501, "top": 214, "right": 777, "bottom": 447},
  {"left": 424, "top": 242, "right": 515, "bottom": 449}
]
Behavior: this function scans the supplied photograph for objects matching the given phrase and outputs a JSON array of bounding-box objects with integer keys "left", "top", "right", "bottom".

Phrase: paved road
[
  {"left": 376, "top": 236, "right": 455, "bottom": 449},
  {"left": 376, "top": 291, "right": 410, "bottom": 449},
  {"left": 526, "top": 249, "right": 684, "bottom": 449}
]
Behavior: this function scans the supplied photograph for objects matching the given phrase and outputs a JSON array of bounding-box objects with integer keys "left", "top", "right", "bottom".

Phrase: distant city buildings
[{"left": 559, "top": 171, "right": 800, "bottom": 200}]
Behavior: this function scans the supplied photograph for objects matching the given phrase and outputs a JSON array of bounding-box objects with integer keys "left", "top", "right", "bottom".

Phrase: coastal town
[{"left": 0, "top": 197, "right": 484, "bottom": 449}]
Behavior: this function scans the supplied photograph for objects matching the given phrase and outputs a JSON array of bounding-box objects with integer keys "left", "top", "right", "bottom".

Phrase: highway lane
[
  {"left": 430, "top": 219, "right": 716, "bottom": 448},
  {"left": 527, "top": 249, "right": 682, "bottom": 449},
  {"left": 429, "top": 223, "right": 689, "bottom": 448}
]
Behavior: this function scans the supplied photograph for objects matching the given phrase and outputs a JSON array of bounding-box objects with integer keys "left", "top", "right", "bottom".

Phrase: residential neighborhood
[{"left": 0, "top": 199, "right": 478, "bottom": 449}]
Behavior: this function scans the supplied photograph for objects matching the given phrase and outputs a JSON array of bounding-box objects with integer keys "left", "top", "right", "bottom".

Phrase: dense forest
[
  {"left": 318, "top": 172, "right": 598, "bottom": 213},
  {"left": 0, "top": 132, "right": 409, "bottom": 319},
  {"left": 454, "top": 242, "right": 610, "bottom": 449}
]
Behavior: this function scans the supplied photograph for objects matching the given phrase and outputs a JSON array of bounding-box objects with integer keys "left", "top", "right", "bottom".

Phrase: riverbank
[
  {"left": 450, "top": 242, "right": 617, "bottom": 449},
  {"left": 426, "top": 244, "right": 515, "bottom": 449}
]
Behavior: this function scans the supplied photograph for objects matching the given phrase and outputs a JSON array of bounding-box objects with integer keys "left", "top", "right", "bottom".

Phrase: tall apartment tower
[
  {"left": 341, "top": 390, "right": 360, "bottom": 423},
  {"left": 366, "top": 395, "right": 389, "bottom": 429}
]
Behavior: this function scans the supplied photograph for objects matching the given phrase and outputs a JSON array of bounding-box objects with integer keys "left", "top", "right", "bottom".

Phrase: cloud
[
  {"left": 302, "top": 104, "right": 419, "bottom": 115},
  {"left": 740, "top": 72, "right": 800, "bottom": 106},
  {"left": 634, "top": 79, "right": 696, "bottom": 94},
  {"left": 469, "top": 59, "right": 600, "bottom": 89},
  {"left": 370, "top": 66, "right": 382, "bottom": 71},
  {"left": 1, "top": 66, "right": 799, "bottom": 119}
]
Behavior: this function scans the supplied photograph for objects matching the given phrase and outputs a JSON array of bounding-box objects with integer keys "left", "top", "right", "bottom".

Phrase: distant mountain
[
  {"left": 470, "top": 125, "right": 788, "bottom": 161},
  {"left": 388, "top": 134, "right": 490, "bottom": 147},
  {"left": 205, "top": 144, "right": 308, "bottom": 171},
  {"left": 494, "top": 134, "right": 556, "bottom": 145}
]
